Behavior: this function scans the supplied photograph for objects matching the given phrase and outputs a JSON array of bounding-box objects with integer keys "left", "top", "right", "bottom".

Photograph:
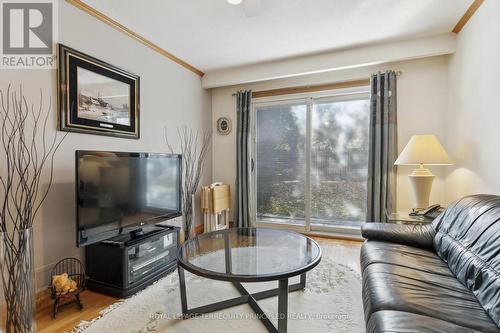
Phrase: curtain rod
[
  {"left": 231, "top": 71, "right": 403, "bottom": 97},
  {"left": 378, "top": 70, "right": 403, "bottom": 76}
]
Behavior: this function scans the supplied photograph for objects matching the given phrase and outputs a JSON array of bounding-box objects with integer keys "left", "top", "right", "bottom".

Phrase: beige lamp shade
[{"left": 395, "top": 135, "right": 452, "bottom": 166}]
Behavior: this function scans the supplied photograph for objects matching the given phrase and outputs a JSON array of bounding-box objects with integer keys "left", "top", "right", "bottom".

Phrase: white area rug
[{"left": 72, "top": 243, "right": 364, "bottom": 333}]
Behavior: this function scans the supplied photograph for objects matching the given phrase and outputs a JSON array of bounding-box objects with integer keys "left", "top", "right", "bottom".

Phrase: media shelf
[{"left": 85, "top": 224, "right": 179, "bottom": 297}]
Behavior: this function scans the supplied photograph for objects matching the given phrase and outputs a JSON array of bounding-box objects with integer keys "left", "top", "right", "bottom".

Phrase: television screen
[{"left": 76, "top": 151, "right": 182, "bottom": 246}]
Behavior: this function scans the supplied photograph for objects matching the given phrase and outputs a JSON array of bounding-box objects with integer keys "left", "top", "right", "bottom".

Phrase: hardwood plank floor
[
  {"left": 36, "top": 291, "right": 117, "bottom": 333},
  {"left": 36, "top": 236, "right": 362, "bottom": 333}
]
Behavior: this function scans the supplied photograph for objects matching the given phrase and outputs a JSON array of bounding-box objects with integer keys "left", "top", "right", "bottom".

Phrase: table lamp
[{"left": 395, "top": 135, "right": 452, "bottom": 210}]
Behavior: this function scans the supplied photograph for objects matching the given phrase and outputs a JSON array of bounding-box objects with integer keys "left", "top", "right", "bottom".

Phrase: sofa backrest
[{"left": 432, "top": 194, "right": 500, "bottom": 328}]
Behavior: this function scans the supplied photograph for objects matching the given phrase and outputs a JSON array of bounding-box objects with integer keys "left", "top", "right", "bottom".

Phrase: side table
[{"left": 385, "top": 212, "right": 434, "bottom": 224}]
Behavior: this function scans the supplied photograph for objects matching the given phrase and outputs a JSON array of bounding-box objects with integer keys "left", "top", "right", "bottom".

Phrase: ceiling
[{"left": 82, "top": 0, "right": 472, "bottom": 73}]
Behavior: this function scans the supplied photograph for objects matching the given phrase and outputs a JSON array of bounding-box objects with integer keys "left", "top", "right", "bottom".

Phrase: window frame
[{"left": 251, "top": 86, "right": 371, "bottom": 236}]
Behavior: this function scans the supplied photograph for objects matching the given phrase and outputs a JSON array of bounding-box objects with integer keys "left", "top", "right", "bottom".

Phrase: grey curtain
[
  {"left": 235, "top": 90, "right": 252, "bottom": 227},
  {"left": 366, "top": 71, "right": 398, "bottom": 222}
]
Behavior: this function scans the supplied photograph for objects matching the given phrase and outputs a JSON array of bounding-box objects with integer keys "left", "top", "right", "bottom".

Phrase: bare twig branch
[
  {"left": 165, "top": 125, "right": 211, "bottom": 240},
  {"left": 0, "top": 85, "right": 66, "bottom": 333}
]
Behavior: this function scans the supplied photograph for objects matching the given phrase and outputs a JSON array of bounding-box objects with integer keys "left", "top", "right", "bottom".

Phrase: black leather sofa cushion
[
  {"left": 360, "top": 240, "right": 450, "bottom": 274},
  {"left": 433, "top": 194, "right": 500, "bottom": 327},
  {"left": 361, "top": 222, "right": 435, "bottom": 249},
  {"left": 362, "top": 259, "right": 500, "bottom": 332},
  {"left": 367, "top": 310, "right": 487, "bottom": 333}
]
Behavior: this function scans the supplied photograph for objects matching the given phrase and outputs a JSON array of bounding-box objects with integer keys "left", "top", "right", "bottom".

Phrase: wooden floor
[
  {"left": 36, "top": 237, "right": 362, "bottom": 333},
  {"left": 36, "top": 291, "right": 117, "bottom": 333}
]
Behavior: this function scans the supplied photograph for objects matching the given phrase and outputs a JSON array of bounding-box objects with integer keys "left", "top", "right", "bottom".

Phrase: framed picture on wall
[
  {"left": 217, "top": 117, "right": 231, "bottom": 135},
  {"left": 58, "top": 44, "right": 140, "bottom": 139}
]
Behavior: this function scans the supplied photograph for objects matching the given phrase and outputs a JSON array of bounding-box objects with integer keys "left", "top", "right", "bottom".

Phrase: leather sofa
[{"left": 361, "top": 194, "right": 500, "bottom": 332}]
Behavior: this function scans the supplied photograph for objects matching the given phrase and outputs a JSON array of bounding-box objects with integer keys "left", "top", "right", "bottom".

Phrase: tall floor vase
[
  {"left": 182, "top": 194, "right": 196, "bottom": 241},
  {"left": 0, "top": 228, "right": 36, "bottom": 333}
]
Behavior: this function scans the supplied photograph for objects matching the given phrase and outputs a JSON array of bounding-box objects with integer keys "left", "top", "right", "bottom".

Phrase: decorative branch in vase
[
  {"left": 0, "top": 85, "right": 66, "bottom": 333},
  {"left": 165, "top": 126, "right": 211, "bottom": 241}
]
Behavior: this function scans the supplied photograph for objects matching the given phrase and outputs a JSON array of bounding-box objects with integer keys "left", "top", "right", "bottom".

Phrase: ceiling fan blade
[{"left": 244, "top": 0, "right": 262, "bottom": 17}]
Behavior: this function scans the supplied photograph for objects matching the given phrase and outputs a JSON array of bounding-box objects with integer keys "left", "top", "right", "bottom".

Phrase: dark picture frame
[{"left": 58, "top": 44, "right": 140, "bottom": 139}]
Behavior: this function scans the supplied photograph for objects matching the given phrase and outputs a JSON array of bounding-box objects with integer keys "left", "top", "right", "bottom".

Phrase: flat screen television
[{"left": 76, "top": 151, "right": 182, "bottom": 246}]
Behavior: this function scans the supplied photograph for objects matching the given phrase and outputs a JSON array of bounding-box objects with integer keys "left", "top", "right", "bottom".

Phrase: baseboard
[
  {"left": 194, "top": 221, "right": 234, "bottom": 235},
  {"left": 194, "top": 222, "right": 362, "bottom": 241},
  {"left": 35, "top": 262, "right": 58, "bottom": 294},
  {"left": 36, "top": 288, "right": 52, "bottom": 311},
  {"left": 304, "top": 231, "right": 364, "bottom": 242}
]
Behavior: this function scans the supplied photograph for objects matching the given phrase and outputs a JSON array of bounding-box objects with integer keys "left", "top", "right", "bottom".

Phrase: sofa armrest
[{"left": 361, "top": 223, "right": 435, "bottom": 249}]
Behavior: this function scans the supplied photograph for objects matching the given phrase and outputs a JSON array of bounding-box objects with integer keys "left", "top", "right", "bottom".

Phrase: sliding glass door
[
  {"left": 310, "top": 97, "right": 370, "bottom": 228},
  {"left": 253, "top": 89, "right": 370, "bottom": 234},
  {"left": 255, "top": 101, "right": 307, "bottom": 227}
]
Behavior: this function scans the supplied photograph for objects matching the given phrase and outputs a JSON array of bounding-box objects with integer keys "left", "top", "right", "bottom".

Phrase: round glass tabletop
[{"left": 177, "top": 228, "right": 322, "bottom": 282}]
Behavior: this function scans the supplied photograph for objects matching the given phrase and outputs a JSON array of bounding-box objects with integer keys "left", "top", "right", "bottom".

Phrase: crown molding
[
  {"left": 65, "top": 0, "right": 204, "bottom": 77},
  {"left": 452, "top": 0, "right": 484, "bottom": 33},
  {"left": 66, "top": 0, "right": 476, "bottom": 79}
]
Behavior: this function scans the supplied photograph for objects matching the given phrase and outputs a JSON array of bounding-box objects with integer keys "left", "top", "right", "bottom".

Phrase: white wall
[
  {"left": 203, "top": 33, "right": 456, "bottom": 88},
  {"left": 212, "top": 56, "right": 450, "bottom": 218},
  {"left": 0, "top": 1, "right": 211, "bottom": 290},
  {"left": 446, "top": 0, "right": 500, "bottom": 201}
]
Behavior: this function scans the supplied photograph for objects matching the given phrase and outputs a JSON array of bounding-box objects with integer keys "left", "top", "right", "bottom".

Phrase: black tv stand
[
  {"left": 129, "top": 228, "right": 144, "bottom": 239},
  {"left": 85, "top": 224, "right": 179, "bottom": 297}
]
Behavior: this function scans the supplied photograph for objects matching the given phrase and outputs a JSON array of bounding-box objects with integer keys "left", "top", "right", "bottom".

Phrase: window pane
[
  {"left": 311, "top": 98, "right": 370, "bottom": 226},
  {"left": 256, "top": 103, "right": 307, "bottom": 225}
]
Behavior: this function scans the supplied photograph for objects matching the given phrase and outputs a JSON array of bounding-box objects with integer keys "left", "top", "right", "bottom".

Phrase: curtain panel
[
  {"left": 366, "top": 71, "right": 398, "bottom": 222},
  {"left": 235, "top": 90, "right": 252, "bottom": 227}
]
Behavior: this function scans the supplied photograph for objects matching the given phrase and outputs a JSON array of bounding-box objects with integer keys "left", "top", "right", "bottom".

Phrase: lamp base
[{"left": 408, "top": 166, "right": 435, "bottom": 209}]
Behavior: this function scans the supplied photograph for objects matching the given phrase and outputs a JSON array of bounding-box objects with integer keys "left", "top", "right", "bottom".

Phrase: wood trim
[
  {"left": 195, "top": 224, "right": 204, "bottom": 235},
  {"left": 65, "top": 0, "right": 205, "bottom": 77},
  {"left": 305, "top": 231, "right": 363, "bottom": 242},
  {"left": 252, "top": 79, "right": 370, "bottom": 99},
  {"left": 452, "top": 0, "right": 484, "bottom": 33},
  {"left": 311, "top": 235, "right": 363, "bottom": 243}
]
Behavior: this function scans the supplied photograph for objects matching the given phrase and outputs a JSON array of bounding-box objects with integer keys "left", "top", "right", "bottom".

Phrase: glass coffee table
[{"left": 177, "top": 227, "right": 322, "bottom": 333}]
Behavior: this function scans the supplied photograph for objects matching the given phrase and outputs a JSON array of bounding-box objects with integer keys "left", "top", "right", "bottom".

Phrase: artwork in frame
[
  {"left": 217, "top": 117, "right": 231, "bottom": 135},
  {"left": 58, "top": 44, "right": 140, "bottom": 139}
]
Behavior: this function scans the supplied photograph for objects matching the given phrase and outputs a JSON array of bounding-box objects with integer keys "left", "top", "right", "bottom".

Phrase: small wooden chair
[{"left": 50, "top": 257, "right": 86, "bottom": 318}]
